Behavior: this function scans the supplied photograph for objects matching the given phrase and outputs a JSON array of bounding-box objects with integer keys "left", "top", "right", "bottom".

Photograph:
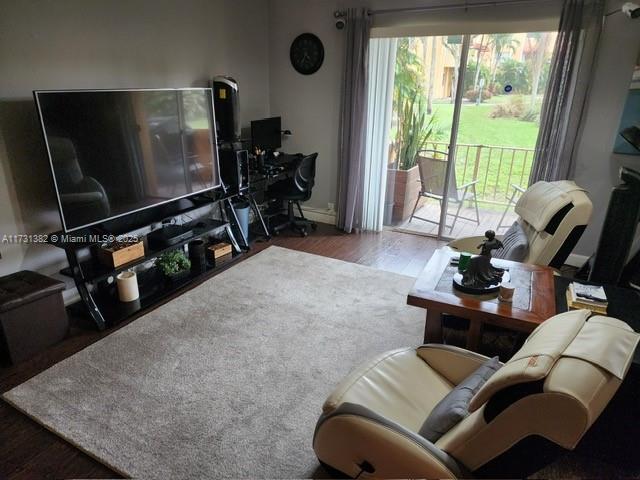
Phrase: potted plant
[{"left": 155, "top": 249, "right": 191, "bottom": 282}]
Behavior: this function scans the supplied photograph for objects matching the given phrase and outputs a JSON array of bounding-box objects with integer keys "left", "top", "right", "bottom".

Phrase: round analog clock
[{"left": 290, "top": 33, "right": 324, "bottom": 75}]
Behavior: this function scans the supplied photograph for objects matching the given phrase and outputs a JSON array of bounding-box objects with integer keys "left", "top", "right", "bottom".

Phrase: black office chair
[{"left": 269, "top": 153, "right": 318, "bottom": 237}]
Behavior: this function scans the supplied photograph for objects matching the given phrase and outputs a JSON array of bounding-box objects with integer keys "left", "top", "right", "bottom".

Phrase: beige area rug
[{"left": 3, "top": 246, "right": 424, "bottom": 478}]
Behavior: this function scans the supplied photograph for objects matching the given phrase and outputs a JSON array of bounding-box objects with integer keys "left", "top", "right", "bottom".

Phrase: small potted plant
[{"left": 155, "top": 249, "right": 191, "bottom": 282}]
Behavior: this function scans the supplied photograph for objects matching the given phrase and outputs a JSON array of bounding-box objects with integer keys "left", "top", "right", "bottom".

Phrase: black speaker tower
[
  {"left": 212, "top": 76, "right": 241, "bottom": 144},
  {"left": 589, "top": 167, "right": 640, "bottom": 287}
]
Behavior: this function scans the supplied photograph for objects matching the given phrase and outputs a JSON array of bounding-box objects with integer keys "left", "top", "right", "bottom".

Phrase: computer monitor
[{"left": 251, "top": 116, "right": 281, "bottom": 151}]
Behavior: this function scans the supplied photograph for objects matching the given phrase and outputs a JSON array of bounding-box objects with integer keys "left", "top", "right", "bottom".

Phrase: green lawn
[{"left": 430, "top": 96, "right": 541, "bottom": 148}]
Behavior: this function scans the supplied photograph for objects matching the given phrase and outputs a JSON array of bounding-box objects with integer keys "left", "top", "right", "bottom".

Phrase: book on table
[{"left": 566, "top": 282, "right": 608, "bottom": 314}]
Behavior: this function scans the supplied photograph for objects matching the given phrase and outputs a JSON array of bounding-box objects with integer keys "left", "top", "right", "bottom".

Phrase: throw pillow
[
  {"left": 493, "top": 221, "right": 529, "bottom": 262},
  {"left": 419, "top": 356, "right": 501, "bottom": 442}
]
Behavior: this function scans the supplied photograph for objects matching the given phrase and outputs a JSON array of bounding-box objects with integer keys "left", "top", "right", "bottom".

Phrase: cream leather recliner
[
  {"left": 313, "top": 310, "right": 638, "bottom": 479},
  {"left": 448, "top": 181, "right": 592, "bottom": 268}
]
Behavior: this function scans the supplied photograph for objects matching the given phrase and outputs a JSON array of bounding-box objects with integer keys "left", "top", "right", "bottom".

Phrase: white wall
[
  {"left": 0, "top": 0, "right": 270, "bottom": 277},
  {"left": 571, "top": 0, "right": 640, "bottom": 257},
  {"left": 268, "top": 0, "right": 344, "bottom": 212}
]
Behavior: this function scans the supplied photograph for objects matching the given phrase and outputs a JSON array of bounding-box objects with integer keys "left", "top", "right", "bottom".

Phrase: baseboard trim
[
  {"left": 301, "top": 206, "right": 337, "bottom": 225},
  {"left": 566, "top": 253, "right": 589, "bottom": 268}
]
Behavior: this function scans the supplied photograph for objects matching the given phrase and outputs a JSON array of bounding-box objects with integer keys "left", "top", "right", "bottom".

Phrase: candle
[{"left": 116, "top": 271, "right": 139, "bottom": 302}]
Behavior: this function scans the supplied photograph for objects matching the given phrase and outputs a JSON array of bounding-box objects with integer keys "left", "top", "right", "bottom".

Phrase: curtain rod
[{"left": 334, "top": 0, "right": 557, "bottom": 18}]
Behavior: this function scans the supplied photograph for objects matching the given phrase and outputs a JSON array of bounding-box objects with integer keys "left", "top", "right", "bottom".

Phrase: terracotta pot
[{"left": 388, "top": 165, "right": 421, "bottom": 223}]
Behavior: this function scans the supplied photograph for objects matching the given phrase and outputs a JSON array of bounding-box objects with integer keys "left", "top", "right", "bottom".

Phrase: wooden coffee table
[{"left": 407, "top": 248, "right": 556, "bottom": 351}]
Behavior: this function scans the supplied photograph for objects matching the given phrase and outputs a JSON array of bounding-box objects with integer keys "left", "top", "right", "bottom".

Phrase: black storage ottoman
[{"left": 0, "top": 270, "right": 68, "bottom": 364}]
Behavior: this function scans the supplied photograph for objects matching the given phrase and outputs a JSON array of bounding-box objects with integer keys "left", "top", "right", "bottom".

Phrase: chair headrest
[
  {"left": 515, "top": 181, "right": 582, "bottom": 232},
  {"left": 468, "top": 309, "right": 639, "bottom": 412},
  {"left": 49, "top": 136, "right": 84, "bottom": 186}
]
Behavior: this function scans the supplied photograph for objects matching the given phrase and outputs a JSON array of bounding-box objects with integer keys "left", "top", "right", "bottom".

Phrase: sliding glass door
[{"left": 378, "top": 30, "right": 557, "bottom": 240}]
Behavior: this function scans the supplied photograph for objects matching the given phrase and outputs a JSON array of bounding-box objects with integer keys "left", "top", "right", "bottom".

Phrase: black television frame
[{"left": 34, "top": 87, "right": 222, "bottom": 233}]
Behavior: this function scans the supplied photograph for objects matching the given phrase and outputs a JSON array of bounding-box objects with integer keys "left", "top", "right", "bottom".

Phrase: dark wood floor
[{"left": 0, "top": 224, "right": 443, "bottom": 480}]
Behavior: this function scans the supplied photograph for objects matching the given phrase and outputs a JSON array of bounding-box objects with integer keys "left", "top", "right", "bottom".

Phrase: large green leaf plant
[
  {"left": 396, "top": 95, "right": 438, "bottom": 171},
  {"left": 392, "top": 38, "right": 442, "bottom": 171}
]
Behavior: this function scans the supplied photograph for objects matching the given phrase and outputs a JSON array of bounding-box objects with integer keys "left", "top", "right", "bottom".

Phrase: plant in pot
[{"left": 155, "top": 249, "right": 191, "bottom": 282}]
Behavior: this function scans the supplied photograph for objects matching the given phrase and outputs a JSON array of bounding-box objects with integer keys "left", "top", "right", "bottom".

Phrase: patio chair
[
  {"left": 409, "top": 149, "right": 480, "bottom": 232},
  {"left": 496, "top": 183, "right": 526, "bottom": 232}
]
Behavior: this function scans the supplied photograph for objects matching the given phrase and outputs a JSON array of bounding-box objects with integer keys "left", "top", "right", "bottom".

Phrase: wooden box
[
  {"left": 97, "top": 241, "right": 145, "bottom": 269},
  {"left": 215, "top": 252, "right": 233, "bottom": 266},
  {"left": 206, "top": 242, "right": 233, "bottom": 263}
]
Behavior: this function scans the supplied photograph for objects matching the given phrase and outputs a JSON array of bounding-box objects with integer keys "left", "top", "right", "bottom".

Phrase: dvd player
[{"left": 147, "top": 224, "right": 194, "bottom": 249}]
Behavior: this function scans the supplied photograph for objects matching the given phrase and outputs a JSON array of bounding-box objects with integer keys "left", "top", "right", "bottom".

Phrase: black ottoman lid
[{"left": 0, "top": 271, "right": 65, "bottom": 313}]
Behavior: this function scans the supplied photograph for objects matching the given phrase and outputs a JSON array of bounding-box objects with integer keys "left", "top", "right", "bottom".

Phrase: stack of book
[{"left": 566, "top": 282, "right": 608, "bottom": 314}]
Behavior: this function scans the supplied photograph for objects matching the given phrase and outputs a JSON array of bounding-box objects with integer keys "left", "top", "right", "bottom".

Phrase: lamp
[{"left": 621, "top": 125, "right": 640, "bottom": 151}]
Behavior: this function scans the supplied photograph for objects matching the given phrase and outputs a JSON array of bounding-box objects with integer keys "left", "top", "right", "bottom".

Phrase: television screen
[{"left": 35, "top": 88, "right": 220, "bottom": 232}]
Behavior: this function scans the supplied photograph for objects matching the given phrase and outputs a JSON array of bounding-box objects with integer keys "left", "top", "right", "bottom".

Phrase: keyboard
[{"left": 266, "top": 153, "right": 301, "bottom": 166}]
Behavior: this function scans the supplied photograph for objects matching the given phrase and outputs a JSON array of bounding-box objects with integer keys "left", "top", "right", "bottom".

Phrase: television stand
[{"left": 51, "top": 194, "right": 254, "bottom": 330}]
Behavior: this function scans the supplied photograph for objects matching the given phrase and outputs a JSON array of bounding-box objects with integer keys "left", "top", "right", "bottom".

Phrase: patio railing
[{"left": 426, "top": 141, "right": 536, "bottom": 206}]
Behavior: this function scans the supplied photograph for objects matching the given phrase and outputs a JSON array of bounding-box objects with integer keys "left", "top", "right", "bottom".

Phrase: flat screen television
[{"left": 35, "top": 88, "right": 221, "bottom": 233}]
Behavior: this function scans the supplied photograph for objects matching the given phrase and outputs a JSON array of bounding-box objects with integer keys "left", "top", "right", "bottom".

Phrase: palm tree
[
  {"left": 394, "top": 38, "right": 423, "bottom": 115},
  {"left": 393, "top": 38, "right": 427, "bottom": 167},
  {"left": 442, "top": 37, "right": 462, "bottom": 104},
  {"left": 488, "top": 33, "right": 520, "bottom": 87},
  {"left": 528, "top": 32, "right": 551, "bottom": 108},
  {"left": 472, "top": 34, "right": 487, "bottom": 92},
  {"left": 423, "top": 37, "right": 437, "bottom": 115}
]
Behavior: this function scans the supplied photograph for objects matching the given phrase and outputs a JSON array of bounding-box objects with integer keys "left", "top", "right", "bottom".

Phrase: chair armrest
[
  {"left": 60, "top": 192, "right": 104, "bottom": 204},
  {"left": 322, "top": 348, "right": 413, "bottom": 413},
  {"left": 417, "top": 344, "right": 495, "bottom": 385},
  {"left": 457, "top": 179, "right": 479, "bottom": 191},
  {"left": 512, "top": 184, "right": 526, "bottom": 193},
  {"left": 314, "top": 402, "right": 469, "bottom": 478}
]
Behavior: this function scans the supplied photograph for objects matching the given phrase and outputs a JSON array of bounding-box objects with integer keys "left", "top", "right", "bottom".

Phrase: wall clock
[{"left": 290, "top": 33, "right": 324, "bottom": 75}]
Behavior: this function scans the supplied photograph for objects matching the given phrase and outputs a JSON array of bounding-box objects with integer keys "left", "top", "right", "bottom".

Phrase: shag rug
[{"left": 2, "top": 246, "right": 424, "bottom": 478}]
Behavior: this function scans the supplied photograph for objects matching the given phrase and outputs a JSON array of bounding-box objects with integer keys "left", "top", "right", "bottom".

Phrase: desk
[
  {"left": 249, "top": 153, "right": 300, "bottom": 191},
  {"left": 248, "top": 153, "right": 302, "bottom": 232},
  {"left": 407, "top": 248, "right": 556, "bottom": 350}
]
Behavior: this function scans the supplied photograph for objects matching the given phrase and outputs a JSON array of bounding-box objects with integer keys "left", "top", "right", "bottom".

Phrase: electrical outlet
[{"left": 328, "top": 202, "right": 335, "bottom": 212}]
